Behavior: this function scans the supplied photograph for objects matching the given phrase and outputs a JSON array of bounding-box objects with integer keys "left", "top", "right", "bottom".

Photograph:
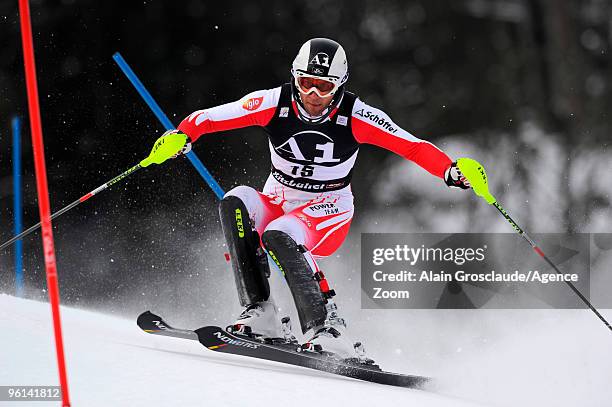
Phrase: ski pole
[
  {"left": 457, "top": 157, "right": 612, "bottom": 333},
  {"left": 0, "top": 132, "right": 188, "bottom": 252},
  {"left": 112, "top": 52, "right": 226, "bottom": 200},
  {"left": 111, "top": 53, "right": 290, "bottom": 275}
]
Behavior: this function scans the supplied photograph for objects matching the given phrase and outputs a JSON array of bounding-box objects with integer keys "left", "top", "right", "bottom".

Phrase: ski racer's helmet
[{"left": 291, "top": 38, "right": 349, "bottom": 124}]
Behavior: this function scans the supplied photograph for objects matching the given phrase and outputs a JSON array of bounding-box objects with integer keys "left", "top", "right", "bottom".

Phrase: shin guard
[
  {"left": 219, "top": 196, "right": 270, "bottom": 306},
  {"left": 261, "top": 230, "right": 327, "bottom": 333}
]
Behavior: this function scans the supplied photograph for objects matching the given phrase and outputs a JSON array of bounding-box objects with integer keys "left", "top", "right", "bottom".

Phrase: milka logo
[
  {"left": 213, "top": 331, "right": 259, "bottom": 349},
  {"left": 355, "top": 109, "right": 398, "bottom": 133},
  {"left": 235, "top": 209, "right": 245, "bottom": 238},
  {"left": 152, "top": 320, "right": 168, "bottom": 331}
]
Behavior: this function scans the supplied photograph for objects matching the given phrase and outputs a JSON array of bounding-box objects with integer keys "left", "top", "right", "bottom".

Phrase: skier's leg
[
  {"left": 220, "top": 186, "right": 285, "bottom": 337},
  {"left": 261, "top": 194, "right": 354, "bottom": 342},
  {"left": 261, "top": 226, "right": 328, "bottom": 333}
]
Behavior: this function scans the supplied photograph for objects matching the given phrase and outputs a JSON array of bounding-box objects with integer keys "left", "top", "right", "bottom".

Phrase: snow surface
[
  {"left": 1, "top": 295, "right": 487, "bottom": 407},
  {"left": 4, "top": 243, "right": 611, "bottom": 407}
]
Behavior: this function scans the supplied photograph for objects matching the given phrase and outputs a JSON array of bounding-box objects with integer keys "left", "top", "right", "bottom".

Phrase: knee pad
[
  {"left": 261, "top": 229, "right": 327, "bottom": 333},
  {"left": 219, "top": 195, "right": 270, "bottom": 306}
]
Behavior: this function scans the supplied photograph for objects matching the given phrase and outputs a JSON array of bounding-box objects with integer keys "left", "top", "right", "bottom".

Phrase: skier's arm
[
  {"left": 351, "top": 99, "right": 452, "bottom": 180},
  {"left": 176, "top": 87, "right": 281, "bottom": 143}
]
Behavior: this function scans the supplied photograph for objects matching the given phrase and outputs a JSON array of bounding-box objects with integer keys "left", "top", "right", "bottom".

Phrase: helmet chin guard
[{"left": 290, "top": 38, "right": 348, "bottom": 124}]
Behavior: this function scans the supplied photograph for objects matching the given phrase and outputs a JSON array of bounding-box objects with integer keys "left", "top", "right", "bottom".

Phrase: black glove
[{"left": 444, "top": 162, "right": 471, "bottom": 189}]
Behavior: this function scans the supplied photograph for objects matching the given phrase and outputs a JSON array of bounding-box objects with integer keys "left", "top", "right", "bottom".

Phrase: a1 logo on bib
[
  {"left": 275, "top": 131, "right": 340, "bottom": 164},
  {"left": 242, "top": 96, "right": 263, "bottom": 111}
]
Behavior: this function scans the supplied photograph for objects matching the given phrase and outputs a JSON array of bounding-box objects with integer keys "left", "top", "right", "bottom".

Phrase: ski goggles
[{"left": 295, "top": 76, "right": 337, "bottom": 97}]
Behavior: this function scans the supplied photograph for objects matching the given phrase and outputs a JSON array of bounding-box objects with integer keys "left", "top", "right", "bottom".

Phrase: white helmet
[{"left": 291, "top": 38, "right": 349, "bottom": 124}]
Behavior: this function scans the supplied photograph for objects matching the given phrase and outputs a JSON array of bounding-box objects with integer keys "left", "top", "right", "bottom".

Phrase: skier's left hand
[{"left": 444, "top": 161, "right": 471, "bottom": 189}]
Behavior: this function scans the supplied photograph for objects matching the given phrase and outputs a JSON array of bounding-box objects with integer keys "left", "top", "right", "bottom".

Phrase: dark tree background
[{"left": 0, "top": 0, "right": 610, "bottom": 316}]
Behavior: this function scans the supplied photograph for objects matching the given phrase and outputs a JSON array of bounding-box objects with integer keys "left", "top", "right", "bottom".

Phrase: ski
[
  {"left": 137, "top": 311, "right": 198, "bottom": 340},
  {"left": 137, "top": 311, "right": 430, "bottom": 388}
]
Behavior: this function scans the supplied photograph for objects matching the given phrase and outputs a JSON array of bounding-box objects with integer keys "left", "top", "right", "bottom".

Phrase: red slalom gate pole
[{"left": 18, "top": 1, "right": 71, "bottom": 406}]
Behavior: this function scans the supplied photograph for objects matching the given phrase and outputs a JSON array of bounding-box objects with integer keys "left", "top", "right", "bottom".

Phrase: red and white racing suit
[{"left": 178, "top": 84, "right": 452, "bottom": 271}]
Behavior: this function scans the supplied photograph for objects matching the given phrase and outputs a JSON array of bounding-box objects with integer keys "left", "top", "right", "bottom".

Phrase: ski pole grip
[
  {"left": 140, "top": 132, "right": 187, "bottom": 167},
  {"left": 456, "top": 157, "right": 496, "bottom": 204}
]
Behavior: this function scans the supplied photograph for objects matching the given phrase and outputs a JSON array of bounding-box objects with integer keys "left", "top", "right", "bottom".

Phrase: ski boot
[
  {"left": 346, "top": 341, "right": 378, "bottom": 368},
  {"left": 280, "top": 316, "right": 298, "bottom": 344},
  {"left": 299, "top": 299, "right": 376, "bottom": 366},
  {"left": 298, "top": 298, "right": 351, "bottom": 357},
  {"left": 227, "top": 300, "right": 281, "bottom": 339},
  {"left": 260, "top": 316, "right": 299, "bottom": 346}
]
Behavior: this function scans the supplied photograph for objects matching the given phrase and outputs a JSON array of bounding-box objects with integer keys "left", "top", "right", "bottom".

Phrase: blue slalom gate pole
[
  {"left": 112, "top": 52, "right": 285, "bottom": 276},
  {"left": 12, "top": 117, "right": 23, "bottom": 297},
  {"left": 112, "top": 52, "right": 225, "bottom": 200}
]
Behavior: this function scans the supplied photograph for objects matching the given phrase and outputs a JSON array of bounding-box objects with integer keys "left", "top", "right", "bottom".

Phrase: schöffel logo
[
  {"left": 235, "top": 208, "right": 245, "bottom": 238},
  {"left": 213, "top": 331, "right": 260, "bottom": 349},
  {"left": 242, "top": 96, "right": 263, "bottom": 111},
  {"left": 355, "top": 109, "right": 398, "bottom": 133}
]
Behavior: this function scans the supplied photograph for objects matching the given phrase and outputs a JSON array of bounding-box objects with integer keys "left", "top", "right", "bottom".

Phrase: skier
[{"left": 169, "top": 38, "right": 471, "bottom": 360}]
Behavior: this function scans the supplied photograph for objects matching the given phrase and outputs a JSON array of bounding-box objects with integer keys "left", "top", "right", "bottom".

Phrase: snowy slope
[{"left": 0, "top": 295, "right": 486, "bottom": 407}]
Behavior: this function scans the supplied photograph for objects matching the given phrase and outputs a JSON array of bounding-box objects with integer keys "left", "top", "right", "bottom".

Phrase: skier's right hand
[
  {"left": 444, "top": 161, "right": 471, "bottom": 189},
  {"left": 164, "top": 129, "right": 192, "bottom": 158}
]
